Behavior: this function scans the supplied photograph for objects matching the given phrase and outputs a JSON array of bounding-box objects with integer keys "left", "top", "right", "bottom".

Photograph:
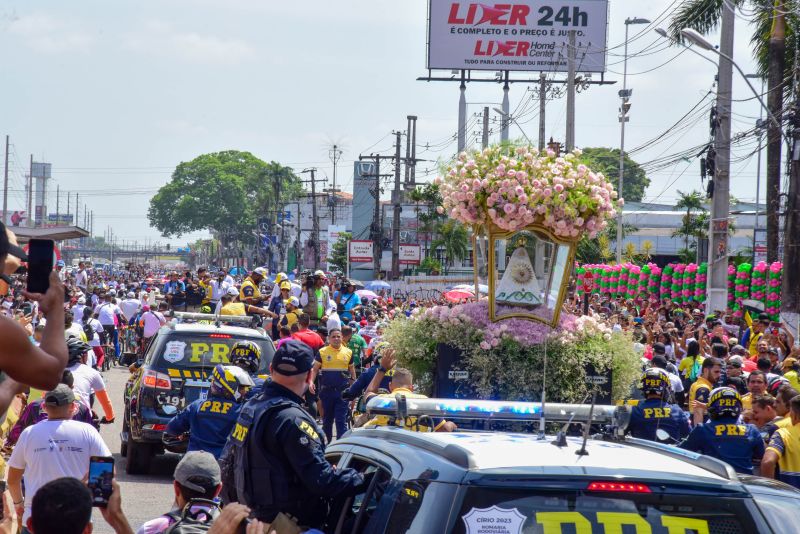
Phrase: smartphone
[
  {"left": 26, "top": 239, "right": 54, "bottom": 294},
  {"left": 88, "top": 456, "right": 114, "bottom": 507}
]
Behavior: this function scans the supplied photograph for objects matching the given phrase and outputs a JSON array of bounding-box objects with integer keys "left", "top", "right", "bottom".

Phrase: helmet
[
  {"left": 67, "top": 337, "right": 91, "bottom": 365},
  {"left": 372, "top": 341, "right": 391, "bottom": 363},
  {"left": 707, "top": 387, "right": 743, "bottom": 419},
  {"left": 768, "top": 375, "right": 790, "bottom": 396},
  {"left": 640, "top": 368, "right": 671, "bottom": 397},
  {"left": 200, "top": 304, "right": 212, "bottom": 314},
  {"left": 210, "top": 364, "right": 255, "bottom": 402},
  {"left": 229, "top": 341, "right": 261, "bottom": 374}
]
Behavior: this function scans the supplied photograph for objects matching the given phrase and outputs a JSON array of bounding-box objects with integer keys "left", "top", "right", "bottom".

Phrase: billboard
[
  {"left": 47, "top": 213, "right": 74, "bottom": 225},
  {"left": 428, "top": 0, "right": 609, "bottom": 73},
  {"left": 399, "top": 244, "right": 422, "bottom": 265},
  {"left": 349, "top": 240, "right": 374, "bottom": 263}
]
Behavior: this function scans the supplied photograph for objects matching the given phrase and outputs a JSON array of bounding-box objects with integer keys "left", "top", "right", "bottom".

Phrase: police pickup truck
[
  {"left": 121, "top": 313, "right": 274, "bottom": 474},
  {"left": 323, "top": 397, "right": 800, "bottom": 533}
]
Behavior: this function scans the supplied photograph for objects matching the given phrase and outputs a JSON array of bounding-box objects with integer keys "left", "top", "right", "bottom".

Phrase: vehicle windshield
[
  {"left": 451, "top": 487, "right": 757, "bottom": 533},
  {"left": 146, "top": 332, "right": 274, "bottom": 374}
]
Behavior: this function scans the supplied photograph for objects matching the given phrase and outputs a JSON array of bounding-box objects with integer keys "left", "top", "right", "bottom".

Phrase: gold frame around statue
[{"left": 487, "top": 224, "right": 576, "bottom": 327}]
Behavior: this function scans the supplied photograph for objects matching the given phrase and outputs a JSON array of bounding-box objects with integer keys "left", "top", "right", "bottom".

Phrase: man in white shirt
[
  {"left": 119, "top": 291, "right": 141, "bottom": 323},
  {"left": 67, "top": 340, "right": 115, "bottom": 422},
  {"left": 210, "top": 271, "right": 230, "bottom": 306},
  {"left": 96, "top": 293, "right": 121, "bottom": 357},
  {"left": 7, "top": 384, "right": 111, "bottom": 524},
  {"left": 140, "top": 304, "right": 166, "bottom": 345},
  {"left": 71, "top": 296, "right": 87, "bottom": 326},
  {"left": 223, "top": 269, "right": 236, "bottom": 288},
  {"left": 74, "top": 262, "right": 88, "bottom": 294}
]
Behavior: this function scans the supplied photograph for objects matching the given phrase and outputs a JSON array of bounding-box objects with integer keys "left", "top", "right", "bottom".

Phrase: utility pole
[
  {"left": 300, "top": 168, "right": 326, "bottom": 270},
  {"left": 358, "top": 153, "right": 394, "bottom": 278},
  {"left": 328, "top": 145, "right": 343, "bottom": 224},
  {"left": 538, "top": 74, "right": 547, "bottom": 150},
  {"left": 782, "top": 68, "right": 800, "bottom": 339},
  {"left": 391, "top": 131, "right": 403, "bottom": 279},
  {"left": 55, "top": 185, "right": 60, "bottom": 226},
  {"left": 707, "top": 1, "right": 735, "bottom": 313},
  {"left": 482, "top": 107, "right": 490, "bottom": 149},
  {"left": 66, "top": 190, "right": 70, "bottom": 224},
  {"left": 566, "top": 31, "right": 577, "bottom": 152},
  {"left": 766, "top": 1, "right": 786, "bottom": 263},
  {"left": 409, "top": 115, "right": 417, "bottom": 186},
  {"left": 27, "top": 155, "right": 33, "bottom": 228},
  {"left": 2, "top": 135, "right": 8, "bottom": 222}
]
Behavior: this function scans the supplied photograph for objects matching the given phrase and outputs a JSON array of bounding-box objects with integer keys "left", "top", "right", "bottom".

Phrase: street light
[
  {"left": 492, "top": 107, "right": 534, "bottom": 145},
  {"left": 654, "top": 27, "right": 719, "bottom": 68},
  {"left": 745, "top": 73, "right": 766, "bottom": 264},
  {"left": 679, "top": 28, "right": 781, "bottom": 129},
  {"left": 616, "top": 16, "right": 651, "bottom": 263}
]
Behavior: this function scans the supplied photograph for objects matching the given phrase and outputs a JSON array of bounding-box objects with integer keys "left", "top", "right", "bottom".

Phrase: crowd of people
[{"left": 3, "top": 208, "right": 800, "bottom": 532}]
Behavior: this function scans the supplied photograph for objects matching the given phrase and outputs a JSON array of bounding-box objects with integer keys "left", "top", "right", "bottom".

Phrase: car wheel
[
  {"left": 120, "top": 418, "right": 130, "bottom": 457},
  {"left": 125, "top": 440, "right": 152, "bottom": 475}
]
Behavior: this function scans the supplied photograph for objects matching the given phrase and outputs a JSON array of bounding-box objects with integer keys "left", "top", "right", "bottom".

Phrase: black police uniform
[
  {"left": 221, "top": 341, "right": 366, "bottom": 527},
  {"left": 628, "top": 397, "right": 690, "bottom": 442}
]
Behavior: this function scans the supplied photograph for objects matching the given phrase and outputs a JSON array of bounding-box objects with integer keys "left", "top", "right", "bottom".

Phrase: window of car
[
  {"left": 145, "top": 331, "right": 274, "bottom": 374},
  {"left": 751, "top": 489, "right": 800, "bottom": 532},
  {"left": 331, "top": 456, "right": 392, "bottom": 534},
  {"left": 379, "top": 480, "right": 458, "bottom": 534}
]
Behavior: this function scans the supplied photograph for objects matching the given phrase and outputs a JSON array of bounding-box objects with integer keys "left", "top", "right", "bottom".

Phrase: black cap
[
  {"left": 271, "top": 340, "right": 314, "bottom": 376},
  {"left": 652, "top": 342, "right": 666, "bottom": 354},
  {"left": 651, "top": 354, "right": 668, "bottom": 369}
]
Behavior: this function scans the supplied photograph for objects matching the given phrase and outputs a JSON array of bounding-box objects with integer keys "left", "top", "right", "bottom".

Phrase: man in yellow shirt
[
  {"left": 782, "top": 358, "right": 800, "bottom": 392},
  {"left": 239, "top": 267, "right": 268, "bottom": 307},
  {"left": 311, "top": 329, "right": 355, "bottom": 442},
  {"left": 364, "top": 349, "right": 456, "bottom": 432},
  {"left": 762, "top": 396, "right": 800, "bottom": 488},
  {"left": 220, "top": 288, "right": 273, "bottom": 319},
  {"left": 741, "top": 371, "right": 768, "bottom": 412},
  {"left": 688, "top": 357, "right": 721, "bottom": 425}
]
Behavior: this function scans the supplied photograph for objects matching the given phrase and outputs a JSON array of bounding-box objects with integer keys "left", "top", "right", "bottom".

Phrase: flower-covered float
[{"left": 384, "top": 144, "right": 640, "bottom": 404}]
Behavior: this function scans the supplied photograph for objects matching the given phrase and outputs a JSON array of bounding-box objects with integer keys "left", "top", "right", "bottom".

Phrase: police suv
[
  {"left": 324, "top": 397, "right": 800, "bottom": 533},
  {"left": 121, "top": 313, "right": 274, "bottom": 474}
]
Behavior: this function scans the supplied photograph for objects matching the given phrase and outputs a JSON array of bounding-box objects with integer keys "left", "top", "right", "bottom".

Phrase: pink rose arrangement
[{"left": 437, "top": 145, "right": 619, "bottom": 239}]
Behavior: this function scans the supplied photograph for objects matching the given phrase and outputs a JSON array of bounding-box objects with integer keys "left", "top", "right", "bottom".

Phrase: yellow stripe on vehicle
[
  {"left": 167, "top": 369, "right": 181, "bottom": 378},
  {"left": 183, "top": 370, "right": 192, "bottom": 378}
]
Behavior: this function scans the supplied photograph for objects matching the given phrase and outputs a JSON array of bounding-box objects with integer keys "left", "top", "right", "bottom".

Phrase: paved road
[{"left": 92, "top": 364, "right": 178, "bottom": 533}]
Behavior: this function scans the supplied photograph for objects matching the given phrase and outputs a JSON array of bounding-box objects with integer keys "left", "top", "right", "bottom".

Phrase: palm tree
[
  {"left": 431, "top": 220, "right": 469, "bottom": 274},
  {"left": 669, "top": 1, "right": 793, "bottom": 262},
  {"left": 640, "top": 240, "right": 655, "bottom": 261},
  {"left": 673, "top": 190, "right": 706, "bottom": 251}
]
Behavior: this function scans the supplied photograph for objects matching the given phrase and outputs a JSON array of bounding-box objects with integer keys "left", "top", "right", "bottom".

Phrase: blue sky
[{"left": 0, "top": 0, "right": 767, "bottom": 245}]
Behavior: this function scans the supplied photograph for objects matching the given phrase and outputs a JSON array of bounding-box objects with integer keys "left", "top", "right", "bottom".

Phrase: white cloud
[
  {"left": 8, "top": 12, "right": 94, "bottom": 53},
  {"left": 124, "top": 20, "right": 255, "bottom": 65}
]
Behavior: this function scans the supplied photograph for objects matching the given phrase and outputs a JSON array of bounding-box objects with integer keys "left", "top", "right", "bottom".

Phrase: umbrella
[
  {"left": 366, "top": 280, "right": 391, "bottom": 291},
  {"left": 356, "top": 289, "right": 379, "bottom": 301},
  {"left": 452, "top": 284, "right": 489, "bottom": 294},
  {"left": 444, "top": 289, "right": 475, "bottom": 302}
]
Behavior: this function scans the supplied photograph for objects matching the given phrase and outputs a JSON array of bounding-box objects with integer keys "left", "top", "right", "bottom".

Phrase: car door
[{"left": 329, "top": 453, "right": 398, "bottom": 534}]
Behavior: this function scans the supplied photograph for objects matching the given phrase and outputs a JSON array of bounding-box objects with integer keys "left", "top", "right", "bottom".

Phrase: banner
[
  {"left": 349, "top": 240, "right": 374, "bottom": 263},
  {"left": 427, "top": 0, "right": 609, "bottom": 73},
  {"left": 399, "top": 244, "right": 421, "bottom": 265}
]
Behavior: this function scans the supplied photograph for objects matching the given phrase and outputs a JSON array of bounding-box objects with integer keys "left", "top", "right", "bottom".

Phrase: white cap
[
  {"left": 253, "top": 267, "right": 268, "bottom": 277},
  {"left": 77, "top": 297, "right": 86, "bottom": 304},
  {"left": 226, "top": 287, "right": 240, "bottom": 297},
  {"left": 127, "top": 292, "right": 135, "bottom": 298}
]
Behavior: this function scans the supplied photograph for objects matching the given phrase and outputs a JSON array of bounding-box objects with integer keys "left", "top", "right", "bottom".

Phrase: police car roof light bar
[
  {"left": 170, "top": 311, "right": 255, "bottom": 325},
  {"left": 365, "top": 397, "right": 625, "bottom": 427}
]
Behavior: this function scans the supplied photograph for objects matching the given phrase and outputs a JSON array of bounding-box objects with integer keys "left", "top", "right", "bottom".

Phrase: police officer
[
  {"left": 219, "top": 340, "right": 367, "bottom": 527},
  {"left": 680, "top": 387, "right": 765, "bottom": 474},
  {"left": 628, "top": 369, "right": 690, "bottom": 442},
  {"left": 240, "top": 267, "right": 268, "bottom": 307},
  {"left": 310, "top": 328, "right": 355, "bottom": 442},
  {"left": 229, "top": 340, "right": 268, "bottom": 398},
  {"left": 165, "top": 364, "right": 254, "bottom": 458}
]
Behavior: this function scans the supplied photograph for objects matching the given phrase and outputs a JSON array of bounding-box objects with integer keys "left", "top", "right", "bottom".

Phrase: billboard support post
[
  {"left": 539, "top": 74, "right": 547, "bottom": 150},
  {"left": 566, "top": 30, "right": 576, "bottom": 152},
  {"left": 501, "top": 71, "right": 510, "bottom": 142},
  {"left": 458, "top": 71, "right": 467, "bottom": 152}
]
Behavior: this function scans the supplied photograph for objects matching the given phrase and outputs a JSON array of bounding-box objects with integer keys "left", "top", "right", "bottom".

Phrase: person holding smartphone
[{"left": 0, "top": 224, "right": 68, "bottom": 410}]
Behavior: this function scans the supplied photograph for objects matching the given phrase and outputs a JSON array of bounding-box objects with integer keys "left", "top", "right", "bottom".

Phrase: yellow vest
[
  {"left": 239, "top": 278, "right": 261, "bottom": 302},
  {"left": 689, "top": 376, "right": 713, "bottom": 413},
  {"left": 366, "top": 388, "right": 444, "bottom": 432},
  {"left": 221, "top": 302, "right": 247, "bottom": 316}
]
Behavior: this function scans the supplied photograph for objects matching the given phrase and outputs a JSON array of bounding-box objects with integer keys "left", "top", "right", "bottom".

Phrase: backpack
[
  {"left": 82, "top": 320, "right": 95, "bottom": 341},
  {"left": 164, "top": 499, "right": 220, "bottom": 534}
]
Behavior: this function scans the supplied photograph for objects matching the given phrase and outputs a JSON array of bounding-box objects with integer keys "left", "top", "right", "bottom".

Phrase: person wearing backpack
[
  {"left": 219, "top": 340, "right": 368, "bottom": 528},
  {"left": 137, "top": 451, "right": 223, "bottom": 534}
]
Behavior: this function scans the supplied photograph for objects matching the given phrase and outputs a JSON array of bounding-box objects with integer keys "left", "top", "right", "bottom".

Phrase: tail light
[
  {"left": 143, "top": 423, "right": 167, "bottom": 431},
  {"left": 587, "top": 481, "right": 652, "bottom": 493},
  {"left": 142, "top": 369, "right": 171, "bottom": 390},
  {"left": 209, "top": 333, "right": 232, "bottom": 338}
]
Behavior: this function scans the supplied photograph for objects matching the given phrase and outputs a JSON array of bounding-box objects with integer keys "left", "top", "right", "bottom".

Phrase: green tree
[
  {"left": 576, "top": 218, "right": 637, "bottom": 264},
  {"left": 408, "top": 182, "right": 446, "bottom": 250},
  {"left": 580, "top": 147, "right": 650, "bottom": 202},
  {"left": 327, "top": 232, "right": 352, "bottom": 273},
  {"left": 672, "top": 190, "right": 706, "bottom": 252},
  {"left": 430, "top": 220, "right": 469, "bottom": 274},
  {"left": 148, "top": 151, "right": 301, "bottom": 237}
]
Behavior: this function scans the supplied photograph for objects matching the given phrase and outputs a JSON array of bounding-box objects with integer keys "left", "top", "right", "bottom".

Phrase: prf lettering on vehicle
[
  {"left": 533, "top": 512, "right": 710, "bottom": 534},
  {"left": 189, "top": 343, "right": 231, "bottom": 364}
]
